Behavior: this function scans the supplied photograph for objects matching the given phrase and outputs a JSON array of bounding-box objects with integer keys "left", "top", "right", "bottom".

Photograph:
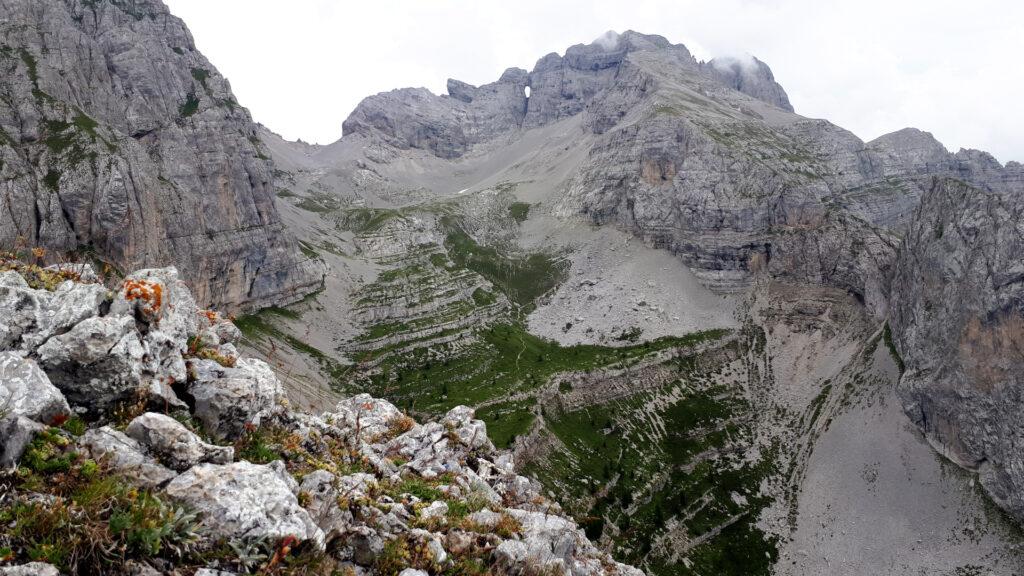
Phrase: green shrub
[
  {"left": 180, "top": 92, "right": 200, "bottom": 117},
  {"left": 509, "top": 202, "right": 531, "bottom": 223}
]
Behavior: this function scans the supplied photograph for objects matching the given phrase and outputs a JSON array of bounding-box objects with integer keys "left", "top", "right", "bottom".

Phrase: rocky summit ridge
[{"left": 0, "top": 262, "right": 640, "bottom": 576}]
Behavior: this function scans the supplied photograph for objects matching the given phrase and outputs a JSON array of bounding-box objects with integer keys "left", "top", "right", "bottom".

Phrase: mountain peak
[{"left": 700, "top": 55, "right": 794, "bottom": 112}]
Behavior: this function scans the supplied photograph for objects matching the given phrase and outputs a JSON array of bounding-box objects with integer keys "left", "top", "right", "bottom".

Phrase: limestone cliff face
[
  {"left": 0, "top": 0, "right": 322, "bottom": 311},
  {"left": 336, "top": 31, "right": 1013, "bottom": 299},
  {"left": 890, "top": 177, "right": 1024, "bottom": 523}
]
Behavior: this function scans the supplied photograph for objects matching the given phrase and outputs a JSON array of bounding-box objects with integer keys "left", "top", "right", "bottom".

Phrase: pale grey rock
[
  {"left": 0, "top": 563, "right": 61, "bottom": 576},
  {"left": 891, "top": 177, "right": 1024, "bottom": 524},
  {"left": 194, "top": 570, "right": 238, "bottom": 576},
  {"left": 348, "top": 525, "right": 385, "bottom": 565},
  {"left": 336, "top": 472, "right": 379, "bottom": 498},
  {"left": 420, "top": 501, "right": 449, "bottom": 520},
  {"left": 466, "top": 509, "right": 503, "bottom": 530},
  {"left": 426, "top": 536, "right": 447, "bottom": 565},
  {"left": 387, "top": 406, "right": 494, "bottom": 479},
  {"left": 298, "top": 469, "right": 357, "bottom": 543},
  {"left": 493, "top": 540, "right": 532, "bottom": 572},
  {"left": 398, "top": 570, "right": 429, "bottom": 576},
  {"left": 0, "top": 0, "right": 321, "bottom": 313},
  {"left": 112, "top": 268, "right": 201, "bottom": 344},
  {"left": 125, "top": 412, "right": 233, "bottom": 470},
  {"left": 187, "top": 357, "right": 285, "bottom": 440},
  {"left": 36, "top": 315, "right": 146, "bottom": 410},
  {"left": 0, "top": 272, "right": 108, "bottom": 352},
  {"left": 493, "top": 508, "right": 635, "bottom": 576},
  {"left": 455, "top": 467, "right": 502, "bottom": 505},
  {"left": 164, "top": 460, "right": 325, "bottom": 547},
  {"left": 18, "top": 268, "right": 206, "bottom": 412},
  {"left": 325, "top": 393, "right": 404, "bottom": 443},
  {"left": 0, "top": 415, "right": 46, "bottom": 468},
  {"left": 0, "top": 353, "right": 69, "bottom": 424},
  {"left": 504, "top": 509, "right": 580, "bottom": 558},
  {"left": 441, "top": 406, "right": 493, "bottom": 452},
  {"left": 79, "top": 426, "right": 177, "bottom": 488},
  {"left": 386, "top": 422, "right": 454, "bottom": 479}
]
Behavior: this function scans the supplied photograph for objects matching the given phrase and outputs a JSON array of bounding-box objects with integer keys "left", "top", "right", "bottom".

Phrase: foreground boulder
[
  {"left": 126, "top": 412, "right": 233, "bottom": 471},
  {"left": 325, "top": 393, "right": 407, "bottom": 443},
  {"left": 0, "top": 353, "right": 69, "bottom": 424},
  {"left": 79, "top": 426, "right": 178, "bottom": 489},
  {"left": 0, "top": 269, "right": 109, "bottom": 352},
  {"left": 37, "top": 315, "right": 148, "bottom": 411},
  {"left": 387, "top": 405, "right": 495, "bottom": 478},
  {"left": 0, "top": 563, "right": 60, "bottom": 576},
  {"left": 188, "top": 358, "right": 286, "bottom": 440},
  {"left": 9, "top": 267, "right": 207, "bottom": 413},
  {"left": 165, "top": 461, "right": 325, "bottom": 548}
]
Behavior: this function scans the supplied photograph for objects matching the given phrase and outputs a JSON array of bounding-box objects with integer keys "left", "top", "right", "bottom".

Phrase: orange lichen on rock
[{"left": 123, "top": 279, "right": 164, "bottom": 319}]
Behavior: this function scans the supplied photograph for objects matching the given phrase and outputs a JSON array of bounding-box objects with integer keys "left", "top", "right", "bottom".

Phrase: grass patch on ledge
[
  {"left": 882, "top": 322, "right": 905, "bottom": 374},
  {"left": 338, "top": 207, "right": 405, "bottom": 233},
  {"left": 508, "top": 202, "right": 531, "bottom": 223},
  {"left": 440, "top": 216, "right": 568, "bottom": 309},
  {"left": 361, "top": 323, "right": 730, "bottom": 443},
  {"left": 525, "top": 345, "right": 779, "bottom": 576},
  {"left": 234, "top": 307, "right": 351, "bottom": 384}
]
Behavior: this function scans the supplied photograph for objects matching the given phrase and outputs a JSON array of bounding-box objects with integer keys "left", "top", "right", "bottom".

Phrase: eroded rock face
[
  {"left": 890, "top": 177, "right": 1024, "bottom": 523},
  {"left": 0, "top": 0, "right": 321, "bottom": 312}
]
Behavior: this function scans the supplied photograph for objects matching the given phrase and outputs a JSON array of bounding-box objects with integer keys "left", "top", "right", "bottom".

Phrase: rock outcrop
[
  {"left": 164, "top": 460, "right": 326, "bottom": 547},
  {"left": 0, "top": 0, "right": 322, "bottom": 312},
  {"left": 0, "top": 263, "right": 644, "bottom": 576},
  {"left": 890, "top": 177, "right": 1024, "bottom": 523},
  {"left": 0, "top": 352, "right": 70, "bottom": 424}
]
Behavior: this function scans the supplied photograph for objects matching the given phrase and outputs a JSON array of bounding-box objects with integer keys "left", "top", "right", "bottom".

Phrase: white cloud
[{"left": 163, "top": 0, "right": 1024, "bottom": 162}]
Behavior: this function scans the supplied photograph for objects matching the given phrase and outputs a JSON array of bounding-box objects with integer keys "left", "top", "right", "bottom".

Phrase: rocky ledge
[{"left": 0, "top": 261, "right": 642, "bottom": 576}]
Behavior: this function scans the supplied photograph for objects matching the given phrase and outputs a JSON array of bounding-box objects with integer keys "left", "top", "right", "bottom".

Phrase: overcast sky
[{"left": 163, "top": 0, "right": 1023, "bottom": 163}]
